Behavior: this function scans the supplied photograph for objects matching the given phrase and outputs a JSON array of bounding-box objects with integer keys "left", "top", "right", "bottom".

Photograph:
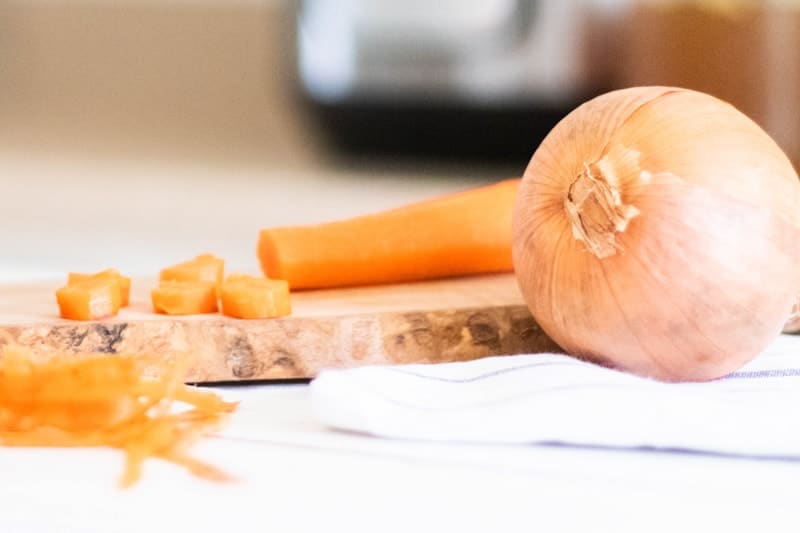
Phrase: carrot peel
[{"left": 0, "top": 346, "right": 238, "bottom": 487}]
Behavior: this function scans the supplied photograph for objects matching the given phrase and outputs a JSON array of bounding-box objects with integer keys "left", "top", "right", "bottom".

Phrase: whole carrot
[{"left": 258, "top": 178, "right": 520, "bottom": 289}]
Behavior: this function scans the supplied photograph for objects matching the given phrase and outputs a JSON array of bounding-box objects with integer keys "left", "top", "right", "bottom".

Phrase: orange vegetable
[
  {"left": 257, "top": 179, "right": 519, "bottom": 289},
  {"left": 220, "top": 274, "right": 291, "bottom": 319},
  {"left": 68, "top": 269, "right": 131, "bottom": 307},
  {"left": 56, "top": 277, "right": 122, "bottom": 320},
  {"left": 151, "top": 280, "right": 218, "bottom": 315},
  {"left": 0, "top": 346, "right": 237, "bottom": 487},
  {"left": 159, "top": 254, "right": 225, "bottom": 291}
]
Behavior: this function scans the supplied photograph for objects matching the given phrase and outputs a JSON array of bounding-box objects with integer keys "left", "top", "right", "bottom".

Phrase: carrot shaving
[{"left": 0, "top": 346, "right": 238, "bottom": 487}]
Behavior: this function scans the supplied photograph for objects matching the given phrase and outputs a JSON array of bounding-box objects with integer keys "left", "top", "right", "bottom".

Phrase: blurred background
[{"left": 0, "top": 0, "right": 798, "bottom": 281}]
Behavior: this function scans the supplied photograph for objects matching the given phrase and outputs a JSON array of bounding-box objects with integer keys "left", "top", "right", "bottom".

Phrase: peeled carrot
[
  {"left": 56, "top": 277, "right": 122, "bottom": 320},
  {"left": 68, "top": 269, "right": 131, "bottom": 307},
  {"left": 220, "top": 274, "right": 291, "bottom": 319},
  {"left": 159, "top": 254, "right": 225, "bottom": 291},
  {"left": 151, "top": 280, "right": 218, "bottom": 315},
  {"left": 258, "top": 179, "right": 520, "bottom": 289}
]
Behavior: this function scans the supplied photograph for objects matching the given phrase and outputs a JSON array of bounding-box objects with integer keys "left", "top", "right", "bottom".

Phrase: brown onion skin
[{"left": 512, "top": 87, "right": 800, "bottom": 382}]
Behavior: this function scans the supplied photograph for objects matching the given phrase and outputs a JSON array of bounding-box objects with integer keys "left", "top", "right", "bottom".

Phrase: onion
[{"left": 512, "top": 87, "right": 800, "bottom": 381}]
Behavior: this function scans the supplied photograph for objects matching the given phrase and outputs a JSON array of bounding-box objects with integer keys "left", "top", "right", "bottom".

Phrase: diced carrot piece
[
  {"left": 220, "top": 274, "right": 291, "bottom": 319},
  {"left": 159, "top": 254, "right": 225, "bottom": 291},
  {"left": 257, "top": 178, "right": 520, "bottom": 289},
  {"left": 68, "top": 269, "right": 131, "bottom": 307},
  {"left": 56, "top": 278, "right": 122, "bottom": 320},
  {"left": 151, "top": 280, "right": 218, "bottom": 315}
]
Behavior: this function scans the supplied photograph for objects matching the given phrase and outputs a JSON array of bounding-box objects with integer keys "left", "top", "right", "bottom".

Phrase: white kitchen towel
[{"left": 310, "top": 334, "right": 800, "bottom": 458}]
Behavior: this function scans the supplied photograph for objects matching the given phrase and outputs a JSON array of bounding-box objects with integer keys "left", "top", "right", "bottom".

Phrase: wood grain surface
[{"left": 0, "top": 274, "right": 561, "bottom": 382}]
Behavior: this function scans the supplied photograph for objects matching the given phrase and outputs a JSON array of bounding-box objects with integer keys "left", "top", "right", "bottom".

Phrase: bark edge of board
[{"left": 0, "top": 305, "right": 561, "bottom": 382}]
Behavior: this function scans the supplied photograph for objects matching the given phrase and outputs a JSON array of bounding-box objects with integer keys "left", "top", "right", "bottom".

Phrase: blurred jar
[{"left": 617, "top": 1, "right": 800, "bottom": 168}]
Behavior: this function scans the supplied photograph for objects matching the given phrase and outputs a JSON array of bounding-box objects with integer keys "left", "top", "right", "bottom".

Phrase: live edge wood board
[{"left": 0, "top": 274, "right": 561, "bottom": 382}]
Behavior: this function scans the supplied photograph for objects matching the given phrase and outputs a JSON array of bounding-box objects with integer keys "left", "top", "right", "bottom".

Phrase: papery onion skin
[
  {"left": 512, "top": 86, "right": 800, "bottom": 382},
  {"left": 786, "top": 296, "right": 800, "bottom": 334}
]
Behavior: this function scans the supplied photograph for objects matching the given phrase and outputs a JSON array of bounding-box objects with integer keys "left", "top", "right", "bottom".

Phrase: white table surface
[
  {"left": 2, "top": 153, "right": 799, "bottom": 532},
  {"left": 3, "top": 381, "right": 800, "bottom": 533}
]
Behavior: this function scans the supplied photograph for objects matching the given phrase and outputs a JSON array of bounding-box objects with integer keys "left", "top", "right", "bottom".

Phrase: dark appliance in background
[{"left": 294, "top": 0, "right": 620, "bottom": 162}]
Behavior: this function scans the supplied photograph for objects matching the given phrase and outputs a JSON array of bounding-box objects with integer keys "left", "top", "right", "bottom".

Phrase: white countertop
[
  {"left": 2, "top": 153, "right": 800, "bottom": 532},
  {"left": 2, "top": 382, "right": 800, "bottom": 533}
]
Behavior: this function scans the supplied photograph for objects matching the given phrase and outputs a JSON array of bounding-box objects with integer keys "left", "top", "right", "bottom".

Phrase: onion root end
[{"left": 564, "top": 160, "right": 639, "bottom": 258}]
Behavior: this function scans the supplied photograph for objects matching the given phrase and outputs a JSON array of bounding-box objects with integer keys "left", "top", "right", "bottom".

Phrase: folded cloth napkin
[{"left": 310, "top": 334, "right": 800, "bottom": 458}]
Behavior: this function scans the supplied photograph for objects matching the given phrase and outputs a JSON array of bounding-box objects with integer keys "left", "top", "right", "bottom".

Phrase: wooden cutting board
[{"left": 0, "top": 274, "right": 560, "bottom": 382}]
